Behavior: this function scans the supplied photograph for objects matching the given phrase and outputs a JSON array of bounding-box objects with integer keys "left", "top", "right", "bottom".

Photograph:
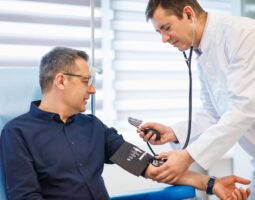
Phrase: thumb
[
  {"left": 140, "top": 122, "right": 154, "bottom": 129},
  {"left": 156, "top": 152, "right": 169, "bottom": 159}
]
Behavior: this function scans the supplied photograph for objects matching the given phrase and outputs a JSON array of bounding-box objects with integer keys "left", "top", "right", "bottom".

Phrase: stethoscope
[{"left": 182, "top": 17, "right": 195, "bottom": 149}]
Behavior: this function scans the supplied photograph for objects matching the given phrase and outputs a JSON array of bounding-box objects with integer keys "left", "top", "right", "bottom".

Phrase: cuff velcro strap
[{"left": 110, "top": 141, "right": 153, "bottom": 176}]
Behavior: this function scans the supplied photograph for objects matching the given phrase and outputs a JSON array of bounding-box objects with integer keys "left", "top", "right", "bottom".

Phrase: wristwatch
[{"left": 206, "top": 176, "right": 216, "bottom": 195}]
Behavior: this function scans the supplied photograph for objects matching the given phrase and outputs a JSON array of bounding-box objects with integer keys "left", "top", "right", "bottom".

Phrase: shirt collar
[{"left": 30, "top": 100, "right": 76, "bottom": 124}]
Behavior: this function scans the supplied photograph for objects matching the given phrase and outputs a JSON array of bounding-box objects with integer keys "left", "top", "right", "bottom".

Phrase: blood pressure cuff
[{"left": 110, "top": 141, "right": 153, "bottom": 176}]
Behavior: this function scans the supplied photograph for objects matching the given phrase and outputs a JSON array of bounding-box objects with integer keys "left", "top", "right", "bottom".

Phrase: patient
[{"left": 0, "top": 47, "right": 250, "bottom": 200}]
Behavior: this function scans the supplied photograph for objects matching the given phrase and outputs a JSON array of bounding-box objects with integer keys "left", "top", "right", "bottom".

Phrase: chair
[
  {"left": 0, "top": 67, "right": 41, "bottom": 200},
  {"left": 0, "top": 161, "right": 7, "bottom": 200},
  {"left": 110, "top": 185, "right": 196, "bottom": 200}
]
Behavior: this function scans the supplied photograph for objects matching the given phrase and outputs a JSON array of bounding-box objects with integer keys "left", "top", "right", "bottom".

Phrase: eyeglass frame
[{"left": 63, "top": 72, "right": 94, "bottom": 86}]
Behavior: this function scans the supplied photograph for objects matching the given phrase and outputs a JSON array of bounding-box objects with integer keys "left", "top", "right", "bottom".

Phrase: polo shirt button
[{"left": 79, "top": 163, "right": 83, "bottom": 167}]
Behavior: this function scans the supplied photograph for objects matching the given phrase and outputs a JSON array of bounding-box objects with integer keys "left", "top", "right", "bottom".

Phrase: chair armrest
[{"left": 110, "top": 185, "right": 196, "bottom": 200}]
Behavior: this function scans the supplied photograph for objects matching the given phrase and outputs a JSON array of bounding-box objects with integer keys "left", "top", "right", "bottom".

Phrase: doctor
[{"left": 138, "top": 0, "right": 255, "bottom": 198}]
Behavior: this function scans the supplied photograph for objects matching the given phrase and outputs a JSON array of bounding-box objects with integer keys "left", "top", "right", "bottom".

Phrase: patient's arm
[{"left": 145, "top": 165, "right": 250, "bottom": 200}]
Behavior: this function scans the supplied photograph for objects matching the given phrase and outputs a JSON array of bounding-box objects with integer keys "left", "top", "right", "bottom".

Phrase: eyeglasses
[{"left": 63, "top": 72, "right": 94, "bottom": 86}]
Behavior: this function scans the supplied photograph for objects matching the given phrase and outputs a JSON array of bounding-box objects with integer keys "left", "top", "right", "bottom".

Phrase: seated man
[{"left": 0, "top": 47, "right": 250, "bottom": 200}]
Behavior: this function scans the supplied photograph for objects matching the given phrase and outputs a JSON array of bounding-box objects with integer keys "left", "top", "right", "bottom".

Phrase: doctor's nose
[{"left": 162, "top": 33, "right": 170, "bottom": 43}]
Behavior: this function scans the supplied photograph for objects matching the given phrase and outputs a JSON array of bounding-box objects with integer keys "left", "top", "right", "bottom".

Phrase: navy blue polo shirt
[{"left": 0, "top": 101, "right": 125, "bottom": 200}]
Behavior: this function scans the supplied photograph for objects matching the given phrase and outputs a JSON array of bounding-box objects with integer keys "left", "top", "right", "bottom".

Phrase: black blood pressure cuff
[{"left": 110, "top": 141, "right": 153, "bottom": 176}]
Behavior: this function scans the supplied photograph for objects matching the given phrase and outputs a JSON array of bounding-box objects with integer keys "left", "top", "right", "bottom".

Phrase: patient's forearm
[
  {"left": 174, "top": 170, "right": 209, "bottom": 191},
  {"left": 145, "top": 165, "right": 209, "bottom": 191}
]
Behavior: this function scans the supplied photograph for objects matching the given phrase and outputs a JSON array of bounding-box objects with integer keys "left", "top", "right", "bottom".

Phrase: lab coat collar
[{"left": 196, "top": 13, "right": 220, "bottom": 57}]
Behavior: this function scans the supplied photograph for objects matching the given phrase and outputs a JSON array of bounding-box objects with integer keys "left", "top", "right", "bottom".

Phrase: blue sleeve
[
  {"left": 104, "top": 127, "right": 125, "bottom": 163},
  {"left": 86, "top": 114, "right": 125, "bottom": 164},
  {"left": 0, "top": 124, "right": 45, "bottom": 200}
]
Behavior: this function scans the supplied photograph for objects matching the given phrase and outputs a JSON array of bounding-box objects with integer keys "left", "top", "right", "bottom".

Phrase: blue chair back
[
  {"left": 0, "top": 67, "right": 41, "bottom": 131},
  {"left": 0, "top": 67, "right": 41, "bottom": 200},
  {"left": 0, "top": 162, "right": 7, "bottom": 200},
  {"left": 110, "top": 185, "right": 196, "bottom": 200}
]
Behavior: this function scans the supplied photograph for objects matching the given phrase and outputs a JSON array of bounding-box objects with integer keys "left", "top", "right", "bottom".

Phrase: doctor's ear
[
  {"left": 183, "top": 5, "right": 194, "bottom": 20},
  {"left": 187, "top": 14, "right": 194, "bottom": 23},
  {"left": 187, "top": 14, "right": 193, "bottom": 20}
]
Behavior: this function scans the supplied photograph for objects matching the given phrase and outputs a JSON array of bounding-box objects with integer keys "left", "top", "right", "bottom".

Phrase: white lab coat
[{"left": 171, "top": 12, "right": 255, "bottom": 175}]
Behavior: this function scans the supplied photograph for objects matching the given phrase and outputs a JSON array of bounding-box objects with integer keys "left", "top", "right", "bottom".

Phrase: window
[
  {"left": 0, "top": 0, "right": 102, "bottom": 122},
  {"left": 242, "top": 0, "right": 255, "bottom": 18}
]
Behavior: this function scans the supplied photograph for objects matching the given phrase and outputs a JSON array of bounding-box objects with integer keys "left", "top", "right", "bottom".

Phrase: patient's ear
[{"left": 54, "top": 73, "right": 65, "bottom": 90}]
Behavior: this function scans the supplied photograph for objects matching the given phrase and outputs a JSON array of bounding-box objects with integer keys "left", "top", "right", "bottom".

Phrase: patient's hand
[{"left": 213, "top": 176, "right": 250, "bottom": 200}]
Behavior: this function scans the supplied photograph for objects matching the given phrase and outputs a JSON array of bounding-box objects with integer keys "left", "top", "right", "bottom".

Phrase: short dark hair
[
  {"left": 39, "top": 47, "right": 89, "bottom": 92},
  {"left": 145, "top": 0, "right": 205, "bottom": 21}
]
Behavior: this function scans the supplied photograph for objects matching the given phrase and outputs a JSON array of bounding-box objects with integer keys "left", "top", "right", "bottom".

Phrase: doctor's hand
[
  {"left": 146, "top": 149, "right": 194, "bottom": 184},
  {"left": 214, "top": 176, "right": 251, "bottom": 200},
  {"left": 137, "top": 122, "right": 177, "bottom": 145}
]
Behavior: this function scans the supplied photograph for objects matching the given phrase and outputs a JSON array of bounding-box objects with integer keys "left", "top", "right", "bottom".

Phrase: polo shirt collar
[{"left": 30, "top": 100, "right": 76, "bottom": 124}]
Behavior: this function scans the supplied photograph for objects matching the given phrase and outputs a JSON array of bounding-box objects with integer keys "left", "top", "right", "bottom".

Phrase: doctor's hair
[
  {"left": 145, "top": 0, "right": 205, "bottom": 21},
  {"left": 39, "top": 46, "right": 89, "bottom": 93}
]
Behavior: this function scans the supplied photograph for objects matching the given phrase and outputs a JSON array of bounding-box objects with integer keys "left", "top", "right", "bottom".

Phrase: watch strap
[{"left": 206, "top": 176, "right": 216, "bottom": 195}]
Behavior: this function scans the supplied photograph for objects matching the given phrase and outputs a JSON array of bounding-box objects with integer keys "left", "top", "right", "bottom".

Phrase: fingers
[
  {"left": 231, "top": 188, "right": 250, "bottom": 200},
  {"left": 246, "top": 188, "right": 251, "bottom": 197},
  {"left": 233, "top": 176, "right": 251, "bottom": 185},
  {"left": 230, "top": 189, "right": 240, "bottom": 200},
  {"left": 153, "top": 165, "right": 180, "bottom": 184},
  {"left": 144, "top": 164, "right": 158, "bottom": 178},
  {"left": 241, "top": 188, "right": 250, "bottom": 200},
  {"left": 137, "top": 122, "right": 174, "bottom": 145},
  {"left": 234, "top": 188, "right": 246, "bottom": 200},
  {"left": 137, "top": 126, "right": 152, "bottom": 138},
  {"left": 137, "top": 128, "right": 158, "bottom": 144},
  {"left": 149, "top": 159, "right": 180, "bottom": 184},
  {"left": 157, "top": 174, "right": 179, "bottom": 184},
  {"left": 235, "top": 188, "right": 242, "bottom": 200},
  {"left": 153, "top": 170, "right": 177, "bottom": 184},
  {"left": 140, "top": 122, "right": 156, "bottom": 130}
]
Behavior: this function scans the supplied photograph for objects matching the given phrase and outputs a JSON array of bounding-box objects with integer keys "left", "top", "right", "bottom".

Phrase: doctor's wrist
[
  {"left": 183, "top": 149, "right": 194, "bottom": 166},
  {"left": 167, "top": 126, "right": 179, "bottom": 143}
]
